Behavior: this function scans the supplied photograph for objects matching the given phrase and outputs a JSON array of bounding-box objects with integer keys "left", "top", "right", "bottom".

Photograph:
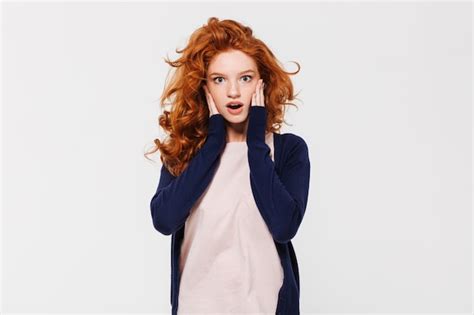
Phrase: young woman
[{"left": 146, "top": 17, "right": 311, "bottom": 315}]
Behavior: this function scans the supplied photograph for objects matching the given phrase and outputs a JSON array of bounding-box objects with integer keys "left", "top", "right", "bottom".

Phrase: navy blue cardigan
[{"left": 150, "top": 106, "right": 311, "bottom": 314}]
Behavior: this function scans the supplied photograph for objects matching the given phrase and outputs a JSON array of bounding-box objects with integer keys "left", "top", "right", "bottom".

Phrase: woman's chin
[{"left": 223, "top": 112, "right": 249, "bottom": 124}]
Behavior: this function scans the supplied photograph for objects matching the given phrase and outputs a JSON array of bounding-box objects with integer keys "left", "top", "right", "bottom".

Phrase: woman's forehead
[{"left": 208, "top": 50, "right": 258, "bottom": 74}]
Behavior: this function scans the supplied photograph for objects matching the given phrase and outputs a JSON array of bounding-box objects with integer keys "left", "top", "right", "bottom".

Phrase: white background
[{"left": 2, "top": 1, "right": 472, "bottom": 314}]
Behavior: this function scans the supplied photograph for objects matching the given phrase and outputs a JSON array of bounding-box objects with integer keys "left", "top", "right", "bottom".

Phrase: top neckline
[
  {"left": 226, "top": 141, "right": 246, "bottom": 144},
  {"left": 224, "top": 132, "right": 273, "bottom": 145}
]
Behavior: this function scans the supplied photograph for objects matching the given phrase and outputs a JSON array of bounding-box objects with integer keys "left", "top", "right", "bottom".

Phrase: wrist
[{"left": 246, "top": 106, "right": 267, "bottom": 144}]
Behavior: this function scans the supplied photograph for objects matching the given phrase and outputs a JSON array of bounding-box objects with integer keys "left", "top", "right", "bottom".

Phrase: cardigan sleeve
[
  {"left": 246, "top": 106, "right": 311, "bottom": 244},
  {"left": 150, "top": 113, "right": 226, "bottom": 235}
]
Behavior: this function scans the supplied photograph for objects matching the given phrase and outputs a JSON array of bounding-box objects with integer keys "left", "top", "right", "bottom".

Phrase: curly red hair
[{"left": 144, "top": 17, "right": 301, "bottom": 177}]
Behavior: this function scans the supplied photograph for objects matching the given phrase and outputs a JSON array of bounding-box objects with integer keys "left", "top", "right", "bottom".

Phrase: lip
[
  {"left": 226, "top": 101, "right": 244, "bottom": 107},
  {"left": 226, "top": 104, "right": 244, "bottom": 115}
]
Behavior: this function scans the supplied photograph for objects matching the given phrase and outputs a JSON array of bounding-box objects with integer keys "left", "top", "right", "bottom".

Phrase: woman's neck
[{"left": 225, "top": 118, "right": 249, "bottom": 142}]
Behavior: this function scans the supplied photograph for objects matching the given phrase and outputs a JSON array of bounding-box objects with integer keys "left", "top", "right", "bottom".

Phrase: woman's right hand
[{"left": 203, "top": 85, "right": 219, "bottom": 117}]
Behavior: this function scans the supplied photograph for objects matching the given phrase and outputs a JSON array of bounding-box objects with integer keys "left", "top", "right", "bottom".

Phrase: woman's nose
[{"left": 227, "top": 82, "right": 240, "bottom": 98}]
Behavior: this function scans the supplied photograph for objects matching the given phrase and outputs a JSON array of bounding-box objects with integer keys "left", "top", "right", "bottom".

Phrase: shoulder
[
  {"left": 275, "top": 132, "right": 309, "bottom": 153},
  {"left": 273, "top": 132, "right": 310, "bottom": 166}
]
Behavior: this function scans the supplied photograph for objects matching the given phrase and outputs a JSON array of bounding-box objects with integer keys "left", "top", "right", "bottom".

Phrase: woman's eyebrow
[{"left": 209, "top": 69, "right": 256, "bottom": 76}]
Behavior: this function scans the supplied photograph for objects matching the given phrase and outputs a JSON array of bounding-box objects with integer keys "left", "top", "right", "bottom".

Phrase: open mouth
[{"left": 226, "top": 102, "right": 244, "bottom": 115}]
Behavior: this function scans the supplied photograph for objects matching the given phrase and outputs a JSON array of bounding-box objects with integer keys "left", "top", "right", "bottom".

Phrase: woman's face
[{"left": 205, "top": 49, "right": 260, "bottom": 124}]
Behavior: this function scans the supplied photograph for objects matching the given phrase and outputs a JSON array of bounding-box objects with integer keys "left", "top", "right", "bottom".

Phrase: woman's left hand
[{"left": 251, "top": 79, "right": 265, "bottom": 107}]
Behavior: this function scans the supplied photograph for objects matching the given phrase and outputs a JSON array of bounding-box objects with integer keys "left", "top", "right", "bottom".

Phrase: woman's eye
[
  {"left": 212, "top": 75, "right": 253, "bottom": 84},
  {"left": 242, "top": 75, "right": 252, "bottom": 82}
]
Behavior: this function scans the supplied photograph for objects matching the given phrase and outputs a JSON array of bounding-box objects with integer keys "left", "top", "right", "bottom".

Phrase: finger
[
  {"left": 257, "top": 79, "right": 262, "bottom": 106},
  {"left": 255, "top": 81, "right": 260, "bottom": 106},
  {"left": 252, "top": 92, "right": 256, "bottom": 107},
  {"left": 254, "top": 80, "right": 260, "bottom": 106},
  {"left": 203, "top": 85, "right": 209, "bottom": 101},
  {"left": 207, "top": 90, "right": 216, "bottom": 109},
  {"left": 203, "top": 86, "right": 212, "bottom": 107}
]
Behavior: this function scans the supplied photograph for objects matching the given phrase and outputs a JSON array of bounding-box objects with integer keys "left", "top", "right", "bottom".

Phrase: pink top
[{"left": 178, "top": 132, "right": 284, "bottom": 314}]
